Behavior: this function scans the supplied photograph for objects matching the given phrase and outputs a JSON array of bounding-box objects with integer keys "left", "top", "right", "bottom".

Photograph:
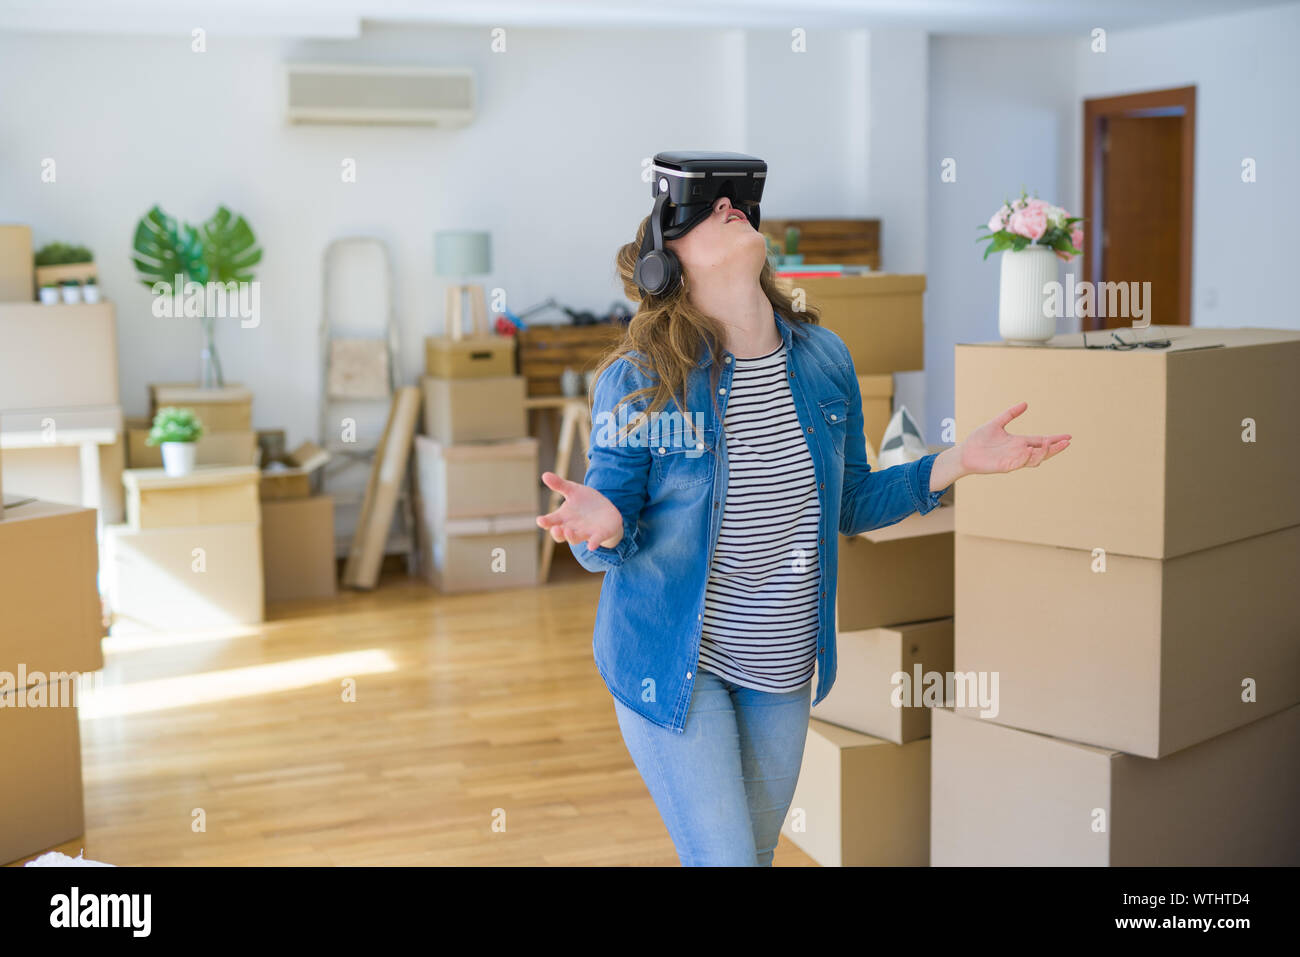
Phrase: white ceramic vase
[
  {"left": 39, "top": 286, "right": 60, "bottom": 305},
  {"left": 161, "top": 441, "right": 197, "bottom": 477},
  {"left": 83, "top": 284, "right": 101, "bottom": 304},
  {"left": 998, "top": 245, "right": 1059, "bottom": 343}
]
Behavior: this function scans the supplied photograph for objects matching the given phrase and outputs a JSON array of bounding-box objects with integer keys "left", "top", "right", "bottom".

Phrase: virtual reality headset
[{"left": 634, "top": 151, "right": 767, "bottom": 298}]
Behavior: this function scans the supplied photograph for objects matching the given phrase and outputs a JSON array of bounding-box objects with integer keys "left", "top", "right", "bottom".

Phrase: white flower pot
[
  {"left": 60, "top": 285, "right": 82, "bottom": 305},
  {"left": 998, "top": 245, "right": 1059, "bottom": 343},
  {"left": 161, "top": 441, "right": 197, "bottom": 477},
  {"left": 83, "top": 285, "right": 101, "bottom": 304},
  {"left": 39, "top": 287, "right": 60, "bottom": 305}
]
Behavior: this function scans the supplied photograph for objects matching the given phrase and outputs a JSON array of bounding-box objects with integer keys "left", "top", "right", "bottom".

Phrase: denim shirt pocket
[
  {"left": 819, "top": 396, "right": 849, "bottom": 460},
  {"left": 651, "top": 423, "right": 718, "bottom": 490}
]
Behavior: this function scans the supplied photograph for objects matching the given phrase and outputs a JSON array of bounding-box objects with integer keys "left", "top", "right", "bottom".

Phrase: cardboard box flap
[
  {"left": 808, "top": 717, "right": 894, "bottom": 751},
  {"left": 858, "top": 500, "right": 954, "bottom": 543},
  {"left": 430, "top": 437, "right": 539, "bottom": 463},
  {"left": 150, "top": 383, "right": 252, "bottom": 405},
  {"left": 123, "top": 464, "right": 259, "bottom": 491},
  {"left": 959, "top": 324, "right": 1300, "bottom": 353},
  {"left": 443, "top": 512, "right": 539, "bottom": 537}
]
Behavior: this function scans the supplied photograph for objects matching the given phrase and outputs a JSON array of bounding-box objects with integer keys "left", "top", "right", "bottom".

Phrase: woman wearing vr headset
[{"left": 536, "top": 152, "right": 1070, "bottom": 866}]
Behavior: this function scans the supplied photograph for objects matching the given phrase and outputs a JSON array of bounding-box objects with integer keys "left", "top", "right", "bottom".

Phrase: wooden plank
[{"left": 342, "top": 387, "right": 420, "bottom": 589}]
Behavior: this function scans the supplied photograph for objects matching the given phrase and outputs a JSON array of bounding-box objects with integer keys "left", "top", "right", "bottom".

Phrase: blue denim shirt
[{"left": 570, "top": 311, "right": 950, "bottom": 733}]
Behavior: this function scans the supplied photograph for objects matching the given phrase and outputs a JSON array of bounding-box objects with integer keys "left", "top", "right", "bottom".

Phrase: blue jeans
[{"left": 613, "top": 667, "right": 813, "bottom": 866}]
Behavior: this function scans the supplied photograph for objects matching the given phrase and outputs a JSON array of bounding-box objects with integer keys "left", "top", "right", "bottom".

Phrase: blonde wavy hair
[{"left": 592, "top": 213, "right": 821, "bottom": 441}]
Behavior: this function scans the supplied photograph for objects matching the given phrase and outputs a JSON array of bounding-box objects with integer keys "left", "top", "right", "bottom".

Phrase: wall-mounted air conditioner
[{"left": 284, "top": 63, "right": 475, "bottom": 127}]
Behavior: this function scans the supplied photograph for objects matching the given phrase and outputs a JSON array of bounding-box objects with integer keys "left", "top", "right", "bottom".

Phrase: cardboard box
[
  {"left": 421, "top": 375, "right": 527, "bottom": 444},
  {"left": 812, "top": 619, "right": 953, "bottom": 743},
  {"left": 425, "top": 334, "right": 516, "bottom": 379},
  {"left": 105, "top": 521, "right": 264, "bottom": 631},
  {"left": 954, "top": 326, "right": 1300, "bottom": 559},
  {"left": 836, "top": 504, "right": 953, "bottom": 631},
  {"left": 0, "top": 500, "right": 103, "bottom": 686},
  {"left": 413, "top": 435, "right": 539, "bottom": 521},
  {"left": 781, "top": 718, "right": 930, "bottom": 866},
  {"left": 954, "top": 525, "right": 1300, "bottom": 758},
  {"left": 126, "top": 429, "right": 257, "bottom": 469},
  {"left": 420, "top": 514, "right": 539, "bottom": 593},
  {"left": 123, "top": 465, "right": 260, "bottom": 531},
  {"left": 262, "top": 496, "right": 336, "bottom": 602},
  {"left": 857, "top": 373, "right": 893, "bottom": 452},
  {"left": 931, "top": 705, "right": 1300, "bottom": 866},
  {"left": 784, "top": 274, "right": 925, "bottom": 373},
  {"left": 0, "top": 302, "right": 119, "bottom": 409},
  {"left": 0, "top": 224, "right": 34, "bottom": 302},
  {"left": 0, "top": 678, "right": 85, "bottom": 865},
  {"left": 149, "top": 384, "right": 253, "bottom": 432},
  {"left": 259, "top": 469, "right": 312, "bottom": 501}
]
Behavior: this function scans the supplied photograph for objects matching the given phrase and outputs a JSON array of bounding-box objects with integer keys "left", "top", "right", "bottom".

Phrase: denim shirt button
[
  {"left": 806, "top": 426, "right": 813, "bottom": 433},
  {"left": 718, "top": 387, "right": 726, "bottom": 395},
  {"left": 724, "top": 355, "right": 732, "bottom": 363},
  {"left": 658, "top": 447, "right": 665, "bottom": 454},
  {"left": 687, "top": 671, "right": 693, "bottom": 679}
]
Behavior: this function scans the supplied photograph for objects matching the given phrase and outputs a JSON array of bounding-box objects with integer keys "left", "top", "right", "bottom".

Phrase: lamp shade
[{"left": 434, "top": 230, "right": 491, "bottom": 277}]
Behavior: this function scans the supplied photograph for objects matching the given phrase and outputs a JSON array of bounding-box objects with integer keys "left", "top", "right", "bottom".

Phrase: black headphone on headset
[{"left": 633, "top": 151, "right": 766, "bottom": 299}]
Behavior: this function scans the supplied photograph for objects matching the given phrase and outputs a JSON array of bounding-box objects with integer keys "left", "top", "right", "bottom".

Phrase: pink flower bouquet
[{"left": 978, "top": 189, "right": 1083, "bottom": 262}]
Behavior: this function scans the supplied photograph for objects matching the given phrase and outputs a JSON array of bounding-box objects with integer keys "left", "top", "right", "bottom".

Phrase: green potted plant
[
  {"left": 39, "top": 281, "right": 60, "bottom": 305},
  {"left": 82, "top": 275, "right": 100, "bottom": 304},
  {"left": 59, "top": 278, "right": 82, "bottom": 305},
  {"left": 783, "top": 226, "right": 803, "bottom": 265},
  {"left": 147, "top": 406, "right": 205, "bottom": 476}
]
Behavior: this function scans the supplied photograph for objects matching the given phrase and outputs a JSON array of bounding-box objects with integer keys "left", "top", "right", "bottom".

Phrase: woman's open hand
[
  {"left": 960, "top": 401, "right": 1070, "bottom": 474},
  {"left": 537, "top": 472, "right": 625, "bottom": 550}
]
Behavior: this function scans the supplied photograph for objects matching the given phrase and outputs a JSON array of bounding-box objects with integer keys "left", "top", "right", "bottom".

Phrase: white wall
[{"left": 1071, "top": 1, "right": 1300, "bottom": 330}]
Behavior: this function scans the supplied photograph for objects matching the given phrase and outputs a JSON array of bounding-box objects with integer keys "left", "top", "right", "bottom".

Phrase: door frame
[{"left": 1082, "top": 85, "right": 1196, "bottom": 330}]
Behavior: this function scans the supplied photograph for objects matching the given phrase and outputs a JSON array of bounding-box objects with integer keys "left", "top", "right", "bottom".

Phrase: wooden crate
[
  {"left": 516, "top": 323, "right": 624, "bottom": 398},
  {"left": 122, "top": 465, "right": 260, "bottom": 530},
  {"left": 761, "top": 218, "right": 881, "bottom": 270}
]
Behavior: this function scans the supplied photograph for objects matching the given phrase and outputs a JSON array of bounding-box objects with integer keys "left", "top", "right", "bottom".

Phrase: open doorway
[{"left": 1082, "top": 86, "right": 1196, "bottom": 330}]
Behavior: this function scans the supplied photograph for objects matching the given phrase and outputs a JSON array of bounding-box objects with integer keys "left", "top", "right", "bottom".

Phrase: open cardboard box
[{"left": 837, "top": 502, "right": 953, "bottom": 632}]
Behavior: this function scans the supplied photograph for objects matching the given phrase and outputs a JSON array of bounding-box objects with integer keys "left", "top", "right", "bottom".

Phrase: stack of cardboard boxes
[
  {"left": 935, "top": 325, "right": 1300, "bottom": 865},
  {"left": 777, "top": 273, "right": 955, "bottom": 866},
  {"left": 259, "top": 442, "right": 336, "bottom": 603},
  {"left": 414, "top": 331, "right": 540, "bottom": 592}
]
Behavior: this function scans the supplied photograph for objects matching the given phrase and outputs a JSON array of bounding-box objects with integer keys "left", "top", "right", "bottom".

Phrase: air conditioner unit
[{"left": 284, "top": 63, "right": 475, "bottom": 127}]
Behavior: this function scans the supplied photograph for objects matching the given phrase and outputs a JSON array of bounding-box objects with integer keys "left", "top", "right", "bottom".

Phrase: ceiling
[{"left": 0, "top": 0, "right": 1291, "bottom": 37}]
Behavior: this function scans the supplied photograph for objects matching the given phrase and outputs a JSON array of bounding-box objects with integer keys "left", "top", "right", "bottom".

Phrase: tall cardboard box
[
  {"left": 413, "top": 435, "right": 539, "bottom": 520},
  {"left": 149, "top": 384, "right": 253, "bottom": 432},
  {"left": 105, "top": 522, "right": 264, "bottom": 631},
  {"left": 262, "top": 496, "right": 337, "bottom": 602},
  {"left": 0, "top": 501, "right": 103, "bottom": 685},
  {"left": 954, "top": 524, "right": 1300, "bottom": 758},
  {"left": 836, "top": 503, "right": 953, "bottom": 631},
  {"left": 784, "top": 274, "right": 925, "bottom": 373},
  {"left": 0, "top": 302, "right": 119, "bottom": 409},
  {"left": 931, "top": 706, "right": 1300, "bottom": 866},
  {"left": 0, "top": 678, "right": 85, "bottom": 864},
  {"left": 123, "top": 465, "right": 260, "bottom": 531},
  {"left": 954, "top": 326, "right": 1300, "bottom": 558},
  {"left": 781, "top": 718, "right": 930, "bottom": 866},
  {"left": 0, "top": 224, "right": 34, "bottom": 302},
  {"left": 421, "top": 375, "right": 527, "bottom": 443},
  {"left": 812, "top": 618, "right": 953, "bottom": 743}
]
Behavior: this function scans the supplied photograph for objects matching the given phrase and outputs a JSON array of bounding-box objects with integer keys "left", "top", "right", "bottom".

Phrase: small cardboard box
[
  {"left": 0, "top": 501, "right": 103, "bottom": 685},
  {"left": 126, "top": 429, "right": 257, "bottom": 469},
  {"left": 421, "top": 514, "right": 539, "bottom": 593},
  {"left": 259, "top": 469, "right": 312, "bottom": 501},
  {"left": 421, "top": 374, "right": 527, "bottom": 444},
  {"left": 836, "top": 503, "right": 953, "bottom": 631},
  {"left": 813, "top": 618, "right": 953, "bottom": 744},
  {"left": 413, "top": 434, "right": 539, "bottom": 521},
  {"left": 425, "top": 334, "right": 516, "bottom": 379},
  {"left": 954, "top": 325, "right": 1300, "bottom": 559},
  {"left": 0, "top": 302, "right": 119, "bottom": 409},
  {"left": 0, "top": 678, "right": 85, "bottom": 865},
  {"left": 105, "top": 521, "right": 264, "bottom": 631},
  {"left": 954, "top": 524, "right": 1300, "bottom": 758},
  {"left": 123, "top": 465, "right": 260, "bottom": 531},
  {"left": 0, "top": 224, "right": 34, "bottom": 302},
  {"left": 857, "top": 373, "right": 893, "bottom": 453},
  {"left": 931, "top": 705, "right": 1300, "bottom": 866},
  {"left": 781, "top": 718, "right": 930, "bottom": 866},
  {"left": 262, "top": 496, "right": 336, "bottom": 602},
  {"left": 149, "top": 384, "right": 253, "bottom": 432},
  {"left": 789, "top": 274, "right": 925, "bottom": 373}
]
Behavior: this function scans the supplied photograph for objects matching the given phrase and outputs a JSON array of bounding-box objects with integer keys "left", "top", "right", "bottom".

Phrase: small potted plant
[
  {"left": 60, "top": 279, "right": 82, "bottom": 304},
  {"left": 83, "top": 275, "right": 101, "bottom": 304},
  {"left": 783, "top": 226, "right": 803, "bottom": 265},
  {"left": 147, "top": 407, "right": 205, "bottom": 476},
  {"left": 39, "top": 282, "right": 60, "bottom": 305}
]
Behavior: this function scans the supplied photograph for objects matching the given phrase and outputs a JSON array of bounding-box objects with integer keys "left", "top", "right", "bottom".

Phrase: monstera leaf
[
  {"left": 131, "top": 205, "right": 207, "bottom": 288},
  {"left": 199, "top": 205, "right": 262, "bottom": 284}
]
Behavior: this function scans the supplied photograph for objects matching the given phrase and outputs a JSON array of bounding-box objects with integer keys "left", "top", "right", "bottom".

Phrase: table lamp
[{"left": 435, "top": 230, "right": 492, "bottom": 340}]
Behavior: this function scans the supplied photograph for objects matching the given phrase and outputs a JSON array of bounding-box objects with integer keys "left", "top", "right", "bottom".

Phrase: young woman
[{"left": 536, "top": 195, "right": 1071, "bottom": 866}]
